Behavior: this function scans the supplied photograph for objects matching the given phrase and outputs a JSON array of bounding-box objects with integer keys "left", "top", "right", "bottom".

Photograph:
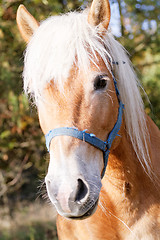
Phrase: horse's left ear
[
  {"left": 16, "top": 5, "right": 39, "bottom": 43},
  {"left": 88, "top": 0, "right": 111, "bottom": 30}
]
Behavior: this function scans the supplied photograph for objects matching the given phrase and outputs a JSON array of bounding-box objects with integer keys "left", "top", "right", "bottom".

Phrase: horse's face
[
  {"left": 38, "top": 59, "right": 119, "bottom": 219},
  {"left": 16, "top": 0, "right": 117, "bottom": 219}
]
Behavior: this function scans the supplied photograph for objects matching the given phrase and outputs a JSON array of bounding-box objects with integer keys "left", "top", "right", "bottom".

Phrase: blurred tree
[
  {"left": 110, "top": 0, "right": 160, "bottom": 126},
  {"left": 125, "top": 0, "right": 160, "bottom": 126}
]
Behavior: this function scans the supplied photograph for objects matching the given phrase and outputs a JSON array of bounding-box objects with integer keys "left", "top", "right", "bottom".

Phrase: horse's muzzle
[{"left": 45, "top": 176, "right": 100, "bottom": 219}]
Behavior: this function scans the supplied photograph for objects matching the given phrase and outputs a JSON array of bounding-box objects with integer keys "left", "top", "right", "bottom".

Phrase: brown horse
[{"left": 16, "top": 0, "right": 160, "bottom": 239}]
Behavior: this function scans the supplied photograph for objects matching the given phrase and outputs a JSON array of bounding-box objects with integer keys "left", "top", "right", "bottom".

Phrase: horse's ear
[
  {"left": 88, "top": 0, "right": 111, "bottom": 30},
  {"left": 16, "top": 5, "right": 39, "bottom": 43}
]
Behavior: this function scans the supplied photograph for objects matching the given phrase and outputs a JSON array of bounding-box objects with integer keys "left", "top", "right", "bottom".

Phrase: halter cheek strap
[{"left": 45, "top": 72, "right": 124, "bottom": 178}]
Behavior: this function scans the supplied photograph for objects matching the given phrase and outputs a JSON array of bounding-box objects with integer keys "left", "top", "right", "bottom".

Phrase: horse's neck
[
  {"left": 103, "top": 116, "right": 160, "bottom": 202},
  {"left": 98, "top": 116, "right": 160, "bottom": 237}
]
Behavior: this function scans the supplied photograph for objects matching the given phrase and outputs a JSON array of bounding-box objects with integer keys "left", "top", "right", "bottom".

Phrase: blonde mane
[{"left": 23, "top": 10, "right": 152, "bottom": 176}]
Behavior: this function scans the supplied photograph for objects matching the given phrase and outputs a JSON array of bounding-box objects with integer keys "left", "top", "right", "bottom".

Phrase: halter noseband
[{"left": 45, "top": 72, "right": 124, "bottom": 178}]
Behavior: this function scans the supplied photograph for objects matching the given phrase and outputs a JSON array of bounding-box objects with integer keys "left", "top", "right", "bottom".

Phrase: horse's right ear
[{"left": 16, "top": 5, "right": 39, "bottom": 43}]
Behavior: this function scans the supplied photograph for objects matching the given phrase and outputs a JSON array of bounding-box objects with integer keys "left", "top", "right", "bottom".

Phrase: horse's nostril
[{"left": 75, "top": 178, "right": 88, "bottom": 203}]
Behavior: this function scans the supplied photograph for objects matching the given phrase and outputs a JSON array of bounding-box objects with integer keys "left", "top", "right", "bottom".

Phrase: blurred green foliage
[
  {"left": 0, "top": 221, "right": 58, "bottom": 240},
  {"left": 0, "top": 0, "right": 159, "bottom": 216},
  {"left": 116, "top": 0, "right": 160, "bottom": 126}
]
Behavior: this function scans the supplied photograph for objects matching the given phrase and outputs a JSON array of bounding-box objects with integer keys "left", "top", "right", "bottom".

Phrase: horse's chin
[
  {"left": 60, "top": 199, "right": 99, "bottom": 220},
  {"left": 69, "top": 199, "right": 99, "bottom": 220}
]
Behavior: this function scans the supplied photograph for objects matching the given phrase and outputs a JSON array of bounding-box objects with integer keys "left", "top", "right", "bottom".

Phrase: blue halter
[{"left": 45, "top": 72, "right": 124, "bottom": 178}]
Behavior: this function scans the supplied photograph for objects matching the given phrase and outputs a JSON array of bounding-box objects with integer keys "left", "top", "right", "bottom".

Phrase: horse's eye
[{"left": 94, "top": 75, "right": 108, "bottom": 91}]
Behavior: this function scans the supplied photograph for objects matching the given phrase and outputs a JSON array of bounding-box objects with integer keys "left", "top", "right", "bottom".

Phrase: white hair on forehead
[
  {"left": 23, "top": 10, "right": 152, "bottom": 178},
  {"left": 23, "top": 10, "right": 111, "bottom": 100}
]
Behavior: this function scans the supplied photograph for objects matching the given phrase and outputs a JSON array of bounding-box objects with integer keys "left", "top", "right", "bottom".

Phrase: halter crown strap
[{"left": 45, "top": 71, "right": 124, "bottom": 178}]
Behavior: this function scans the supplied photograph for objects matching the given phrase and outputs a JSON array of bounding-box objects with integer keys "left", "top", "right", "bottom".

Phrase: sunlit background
[{"left": 0, "top": 0, "right": 160, "bottom": 239}]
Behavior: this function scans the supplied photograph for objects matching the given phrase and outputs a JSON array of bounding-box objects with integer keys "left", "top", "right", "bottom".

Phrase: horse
[{"left": 16, "top": 0, "right": 160, "bottom": 239}]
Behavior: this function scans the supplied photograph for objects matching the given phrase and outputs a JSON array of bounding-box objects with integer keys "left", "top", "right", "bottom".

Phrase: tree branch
[{"left": 117, "top": 0, "right": 125, "bottom": 36}]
